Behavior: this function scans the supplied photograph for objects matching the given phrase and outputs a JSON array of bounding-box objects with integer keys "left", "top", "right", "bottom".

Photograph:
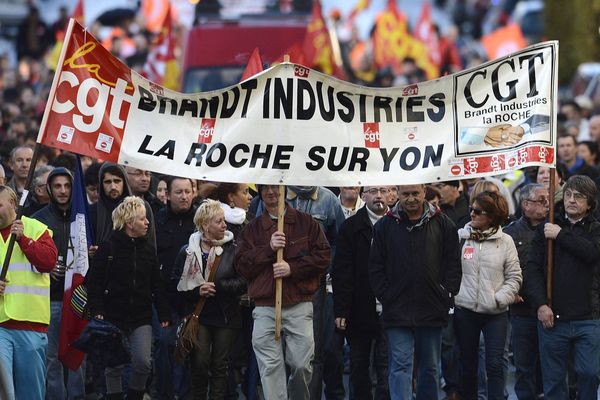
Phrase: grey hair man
[
  {"left": 526, "top": 176, "right": 600, "bottom": 399},
  {"left": 504, "top": 183, "right": 549, "bottom": 399}
]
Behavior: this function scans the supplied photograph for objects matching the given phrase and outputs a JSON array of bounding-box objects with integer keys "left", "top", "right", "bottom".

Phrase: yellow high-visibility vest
[{"left": 0, "top": 217, "right": 52, "bottom": 324}]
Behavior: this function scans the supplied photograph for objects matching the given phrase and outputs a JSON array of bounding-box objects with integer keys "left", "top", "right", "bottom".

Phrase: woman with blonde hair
[
  {"left": 173, "top": 199, "right": 246, "bottom": 399},
  {"left": 86, "top": 196, "right": 171, "bottom": 400}
]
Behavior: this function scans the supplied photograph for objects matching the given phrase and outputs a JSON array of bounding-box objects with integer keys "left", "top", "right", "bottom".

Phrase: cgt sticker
[
  {"left": 463, "top": 246, "right": 474, "bottom": 260},
  {"left": 363, "top": 122, "right": 380, "bottom": 148},
  {"left": 57, "top": 125, "right": 75, "bottom": 144},
  {"left": 198, "top": 118, "right": 216, "bottom": 144}
]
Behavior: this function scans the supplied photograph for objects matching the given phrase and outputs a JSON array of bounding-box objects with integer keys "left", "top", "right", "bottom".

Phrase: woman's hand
[
  {"left": 94, "top": 315, "right": 104, "bottom": 320},
  {"left": 160, "top": 321, "right": 170, "bottom": 328},
  {"left": 199, "top": 282, "right": 216, "bottom": 297}
]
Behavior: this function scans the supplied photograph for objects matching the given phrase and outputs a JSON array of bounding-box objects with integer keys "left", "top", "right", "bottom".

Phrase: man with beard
[
  {"left": 90, "top": 163, "right": 156, "bottom": 248},
  {"left": 333, "top": 186, "right": 392, "bottom": 399}
]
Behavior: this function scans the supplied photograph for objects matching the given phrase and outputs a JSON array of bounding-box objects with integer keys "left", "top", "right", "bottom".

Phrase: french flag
[{"left": 58, "top": 155, "right": 93, "bottom": 370}]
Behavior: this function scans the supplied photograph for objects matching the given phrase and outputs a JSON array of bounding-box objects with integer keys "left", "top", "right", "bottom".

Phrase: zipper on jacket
[{"left": 129, "top": 241, "right": 137, "bottom": 318}]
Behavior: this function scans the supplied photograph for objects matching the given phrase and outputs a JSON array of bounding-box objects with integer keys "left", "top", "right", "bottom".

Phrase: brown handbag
[{"left": 174, "top": 254, "right": 222, "bottom": 364}]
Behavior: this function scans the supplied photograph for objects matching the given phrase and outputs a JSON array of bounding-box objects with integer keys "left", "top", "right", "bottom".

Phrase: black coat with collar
[{"left": 332, "top": 206, "right": 381, "bottom": 337}]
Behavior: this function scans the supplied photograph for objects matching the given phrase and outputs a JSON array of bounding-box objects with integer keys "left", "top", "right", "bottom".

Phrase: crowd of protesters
[{"left": 3, "top": 2, "right": 600, "bottom": 400}]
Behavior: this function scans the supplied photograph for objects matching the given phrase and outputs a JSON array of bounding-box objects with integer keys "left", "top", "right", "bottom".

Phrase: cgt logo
[
  {"left": 198, "top": 118, "right": 216, "bottom": 144},
  {"left": 294, "top": 65, "right": 310, "bottom": 78},
  {"left": 363, "top": 122, "right": 380, "bottom": 148},
  {"left": 402, "top": 84, "right": 418, "bottom": 96},
  {"left": 51, "top": 71, "right": 133, "bottom": 134}
]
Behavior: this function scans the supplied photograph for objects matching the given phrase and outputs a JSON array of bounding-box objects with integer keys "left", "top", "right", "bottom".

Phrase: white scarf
[
  {"left": 221, "top": 202, "right": 246, "bottom": 225},
  {"left": 177, "top": 230, "right": 234, "bottom": 292}
]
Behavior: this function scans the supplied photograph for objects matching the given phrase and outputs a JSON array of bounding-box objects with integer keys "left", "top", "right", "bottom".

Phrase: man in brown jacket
[{"left": 236, "top": 184, "right": 330, "bottom": 400}]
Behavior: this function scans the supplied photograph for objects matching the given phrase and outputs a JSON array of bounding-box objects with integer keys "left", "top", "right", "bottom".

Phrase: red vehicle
[{"left": 182, "top": 16, "right": 308, "bottom": 93}]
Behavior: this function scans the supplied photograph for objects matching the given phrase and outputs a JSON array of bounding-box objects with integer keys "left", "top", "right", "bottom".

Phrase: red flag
[
  {"left": 143, "top": 4, "right": 180, "bottom": 90},
  {"left": 372, "top": 0, "right": 410, "bottom": 74},
  {"left": 58, "top": 156, "right": 93, "bottom": 370},
  {"left": 414, "top": 1, "right": 440, "bottom": 68},
  {"left": 47, "top": 0, "right": 84, "bottom": 69},
  {"left": 481, "top": 23, "right": 526, "bottom": 60},
  {"left": 241, "top": 47, "right": 264, "bottom": 81},
  {"left": 72, "top": 0, "right": 84, "bottom": 23},
  {"left": 302, "top": 0, "right": 341, "bottom": 77}
]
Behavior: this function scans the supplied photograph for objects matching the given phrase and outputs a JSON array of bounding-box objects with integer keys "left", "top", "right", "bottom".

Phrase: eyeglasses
[
  {"left": 364, "top": 187, "right": 389, "bottom": 195},
  {"left": 469, "top": 206, "right": 488, "bottom": 216},
  {"left": 564, "top": 190, "right": 587, "bottom": 202},
  {"left": 526, "top": 198, "right": 549, "bottom": 206}
]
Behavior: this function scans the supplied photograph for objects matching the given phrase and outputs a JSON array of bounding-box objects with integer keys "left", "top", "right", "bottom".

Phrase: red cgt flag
[
  {"left": 302, "top": 0, "right": 342, "bottom": 77},
  {"left": 241, "top": 47, "right": 264, "bottom": 81}
]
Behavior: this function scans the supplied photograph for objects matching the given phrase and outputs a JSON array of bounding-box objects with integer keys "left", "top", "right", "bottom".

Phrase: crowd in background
[{"left": 3, "top": 1, "right": 600, "bottom": 400}]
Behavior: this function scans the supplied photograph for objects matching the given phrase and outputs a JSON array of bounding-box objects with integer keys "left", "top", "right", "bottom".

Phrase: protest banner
[{"left": 38, "top": 19, "right": 558, "bottom": 186}]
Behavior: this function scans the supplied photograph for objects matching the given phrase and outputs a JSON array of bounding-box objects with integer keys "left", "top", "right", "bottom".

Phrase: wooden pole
[
  {"left": 275, "top": 185, "right": 285, "bottom": 341},
  {"left": 275, "top": 54, "right": 290, "bottom": 341},
  {"left": 0, "top": 143, "right": 41, "bottom": 281},
  {"left": 546, "top": 169, "right": 556, "bottom": 308}
]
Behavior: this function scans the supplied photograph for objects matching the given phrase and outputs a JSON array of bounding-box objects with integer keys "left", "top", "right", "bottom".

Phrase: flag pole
[
  {"left": 546, "top": 169, "right": 556, "bottom": 307},
  {"left": 275, "top": 55, "right": 291, "bottom": 341},
  {"left": 0, "top": 143, "right": 41, "bottom": 281}
]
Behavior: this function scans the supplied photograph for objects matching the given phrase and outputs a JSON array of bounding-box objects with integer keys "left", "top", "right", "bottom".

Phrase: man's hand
[
  {"left": 544, "top": 223, "right": 561, "bottom": 240},
  {"left": 88, "top": 245, "right": 98, "bottom": 259},
  {"left": 270, "top": 231, "right": 286, "bottom": 251},
  {"left": 160, "top": 321, "right": 170, "bottom": 328},
  {"left": 10, "top": 220, "right": 24, "bottom": 240},
  {"left": 537, "top": 305, "right": 554, "bottom": 329},
  {"left": 199, "top": 282, "right": 216, "bottom": 297},
  {"left": 273, "top": 261, "right": 291, "bottom": 278},
  {"left": 335, "top": 317, "right": 347, "bottom": 330},
  {"left": 0, "top": 280, "right": 5, "bottom": 295},
  {"left": 484, "top": 124, "right": 525, "bottom": 147},
  {"left": 95, "top": 315, "right": 104, "bottom": 320}
]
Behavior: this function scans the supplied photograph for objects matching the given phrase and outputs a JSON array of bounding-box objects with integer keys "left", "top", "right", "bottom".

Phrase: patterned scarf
[
  {"left": 468, "top": 226, "right": 499, "bottom": 242},
  {"left": 177, "top": 230, "right": 234, "bottom": 292}
]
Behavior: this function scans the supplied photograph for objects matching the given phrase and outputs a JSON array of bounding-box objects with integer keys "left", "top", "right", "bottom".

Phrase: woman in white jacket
[{"left": 454, "top": 191, "right": 522, "bottom": 400}]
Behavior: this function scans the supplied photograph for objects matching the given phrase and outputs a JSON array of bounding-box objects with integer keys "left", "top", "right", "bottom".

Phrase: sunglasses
[{"left": 469, "top": 206, "right": 488, "bottom": 216}]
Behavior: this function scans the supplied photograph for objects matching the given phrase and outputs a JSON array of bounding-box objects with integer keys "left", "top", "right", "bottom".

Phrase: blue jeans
[
  {"left": 454, "top": 308, "right": 508, "bottom": 400},
  {"left": 151, "top": 310, "right": 191, "bottom": 399},
  {"left": 386, "top": 326, "right": 442, "bottom": 400},
  {"left": 511, "top": 315, "right": 542, "bottom": 400},
  {"left": 46, "top": 300, "right": 86, "bottom": 400},
  {"left": 0, "top": 327, "right": 48, "bottom": 400},
  {"left": 105, "top": 325, "right": 153, "bottom": 394},
  {"left": 538, "top": 319, "right": 600, "bottom": 399}
]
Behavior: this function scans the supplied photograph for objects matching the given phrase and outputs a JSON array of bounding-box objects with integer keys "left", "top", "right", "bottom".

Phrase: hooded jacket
[
  {"left": 368, "top": 202, "right": 462, "bottom": 328},
  {"left": 90, "top": 162, "right": 156, "bottom": 247},
  {"left": 32, "top": 167, "right": 74, "bottom": 302}
]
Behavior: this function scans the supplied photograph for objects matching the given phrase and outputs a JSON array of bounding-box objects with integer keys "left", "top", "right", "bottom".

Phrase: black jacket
[
  {"left": 32, "top": 167, "right": 74, "bottom": 302},
  {"left": 155, "top": 204, "right": 197, "bottom": 310},
  {"left": 525, "top": 212, "right": 600, "bottom": 320},
  {"left": 86, "top": 229, "right": 170, "bottom": 331},
  {"left": 503, "top": 216, "right": 539, "bottom": 316},
  {"left": 171, "top": 241, "right": 246, "bottom": 329},
  {"left": 369, "top": 203, "right": 462, "bottom": 328},
  {"left": 332, "top": 206, "right": 381, "bottom": 337}
]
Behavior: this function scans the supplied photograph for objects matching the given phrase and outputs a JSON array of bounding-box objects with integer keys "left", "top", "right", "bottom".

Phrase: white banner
[{"left": 39, "top": 20, "right": 558, "bottom": 186}]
